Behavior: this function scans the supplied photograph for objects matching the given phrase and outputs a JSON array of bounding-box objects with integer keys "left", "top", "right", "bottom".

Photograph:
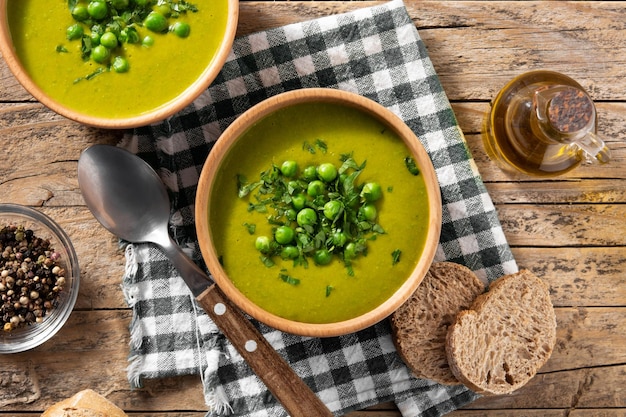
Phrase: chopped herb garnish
[
  {"left": 372, "top": 224, "right": 385, "bottom": 234},
  {"left": 302, "top": 139, "right": 328, "bottom": 154},
  {"left": 325, "top": 285, "right": 334, "bottom": 297},
  {"left": 303, "top": 141, "right": 316, "bottom": 154},
  {"left": 404, "top": 156, "right": 420, "bottom": 176},
  {"left": 238, "top": 144, "right": 387, "bottom": 275},
  {"left": 315, "top": 139, "right": 328, "bottom": 153},
  {"left": 392, "top": 249, "right": 402, "bottom": 265},
  {"left": 56, "top": 45, "right": 69, "bottom": 53},
  {"left": 279, "top": 272, "right": 300, "bottom": 286},
  {"left": 261, "top": 256, "right": 275, "bottom": 268},
  {"left": 243, "top": 222, "right": 256, "bottom": 234},
  {"left": 62, "top": 0, "right": 199, "bottom": 80},
  {"left": 73, "top": 66, "right": 108, "bottom": 83}
]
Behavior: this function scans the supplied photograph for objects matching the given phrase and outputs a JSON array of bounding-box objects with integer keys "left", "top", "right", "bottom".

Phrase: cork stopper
[{"left": 547, "top": 87, "right": 594, "bottom": 134}]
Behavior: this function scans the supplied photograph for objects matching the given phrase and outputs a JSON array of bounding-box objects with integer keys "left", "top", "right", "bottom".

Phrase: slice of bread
[
  {"left": 391, "top": 261, "right": 486, "bottom": 385},
  {"left": 42, "top": 389, "right": 128, "bottom": 417},
  {"left": 446, "top": 269, "right": 557, "bottom": 395}
]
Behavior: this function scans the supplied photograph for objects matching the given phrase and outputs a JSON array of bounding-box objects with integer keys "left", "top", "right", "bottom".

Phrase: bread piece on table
[
  {"left": 446, "top": 269, "right": 557, "bottom": 395},
  {"left": 42, "top": 389, "right": 128, "bottom": 417},
  {"left": 391, "top": 261, "right": 486, "bottom": 385}
]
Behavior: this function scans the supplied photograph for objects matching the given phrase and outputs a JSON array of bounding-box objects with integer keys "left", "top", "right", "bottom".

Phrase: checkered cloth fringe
[{"left": 119, "top": 1, "right": 518, "bottom": 416}]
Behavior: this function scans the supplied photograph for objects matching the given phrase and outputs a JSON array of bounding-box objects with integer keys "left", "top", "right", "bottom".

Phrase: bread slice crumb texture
[
  {"left": 391, "top": 262, "right": 485, "bottom": 385},
  {"left": 445, "top": 269, "right": 557, "bottom": 395}
]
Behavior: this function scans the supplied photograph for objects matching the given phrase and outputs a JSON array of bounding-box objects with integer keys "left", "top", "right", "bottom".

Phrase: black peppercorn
[{"left": 0, "top": 224, "right": 66, "bottom": 331}]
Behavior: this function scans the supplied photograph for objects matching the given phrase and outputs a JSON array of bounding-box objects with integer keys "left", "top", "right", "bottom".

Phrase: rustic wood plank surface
[{"left": 1, "top": 1, "right": 625, "bottom": 416}]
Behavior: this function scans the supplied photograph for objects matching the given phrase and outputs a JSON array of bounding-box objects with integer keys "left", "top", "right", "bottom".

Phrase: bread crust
[
  {"left": 42, "top": 389, "right": 128, "bottom": 417},
  {"left": 445, "top": 269, "right": 557, "bottom": 395},
  {"left": 391, "top": 262, "right": 485, "bottom": 385}
]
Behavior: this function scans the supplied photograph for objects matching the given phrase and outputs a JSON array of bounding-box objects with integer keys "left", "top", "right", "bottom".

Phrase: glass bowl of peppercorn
[{"left": 0, "top": 204, "right": 79, "bottom": 353}]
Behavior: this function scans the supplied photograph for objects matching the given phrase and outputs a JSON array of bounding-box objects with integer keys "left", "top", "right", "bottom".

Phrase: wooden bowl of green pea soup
[
  {"left": 0, "top": 0, "right": 238, "bottom": 129},
  {"left": 195, "top": 88, "right": 442, "bottom": 337}
]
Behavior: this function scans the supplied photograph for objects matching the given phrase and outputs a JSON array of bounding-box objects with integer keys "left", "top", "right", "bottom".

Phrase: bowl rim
[
  {"left": 196, "top": 88, "right": 442, "bottom": 337},
  {"left": 0, "top": 0, "right": 239, "bottom": 129},
  {"left": 0, "top": 204, "right": 80, "bottom": 353}
]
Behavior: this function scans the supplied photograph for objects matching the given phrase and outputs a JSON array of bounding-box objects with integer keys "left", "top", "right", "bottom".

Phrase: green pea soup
[
  {"left": 6, "top": 0, "right": 229, "bottom": 119},
  {"left": 210, "top": 102, "right": 432, "bottom": 324}
]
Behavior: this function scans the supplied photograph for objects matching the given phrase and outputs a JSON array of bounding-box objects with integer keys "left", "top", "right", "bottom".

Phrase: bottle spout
[{"left": 577, "top": 132, "right": 611, "bottom": 165}]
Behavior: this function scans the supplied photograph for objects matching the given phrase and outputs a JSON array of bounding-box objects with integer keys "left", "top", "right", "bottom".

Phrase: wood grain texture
[{"left": 0, "top": 1, "right": 624, "bottom": 416}]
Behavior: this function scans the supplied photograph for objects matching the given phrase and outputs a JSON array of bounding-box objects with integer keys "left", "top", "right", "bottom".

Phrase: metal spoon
[{"left": 78, "top": 144, "right": 332, "bottom": 417}]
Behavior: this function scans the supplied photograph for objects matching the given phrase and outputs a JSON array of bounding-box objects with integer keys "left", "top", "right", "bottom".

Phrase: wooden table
[{"left": 1, "top": 1, "right": 624, "bottom": 416}]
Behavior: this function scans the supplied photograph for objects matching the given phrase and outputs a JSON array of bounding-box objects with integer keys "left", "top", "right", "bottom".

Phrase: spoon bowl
[{"left": 78, "top": 145, "right": 170, "bottom": 244}]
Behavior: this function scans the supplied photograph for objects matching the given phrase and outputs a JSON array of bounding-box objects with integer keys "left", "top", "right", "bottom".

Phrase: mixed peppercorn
[{"left": 0, "top": 224, "right": 66, "bottom": 332}]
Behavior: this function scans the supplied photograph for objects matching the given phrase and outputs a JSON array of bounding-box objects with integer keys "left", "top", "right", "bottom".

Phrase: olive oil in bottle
[{"left": 483, "top": 71, "right": 609, "bottom": 177}]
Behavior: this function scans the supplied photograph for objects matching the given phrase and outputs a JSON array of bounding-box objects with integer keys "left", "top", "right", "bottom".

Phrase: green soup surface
[
  {"left": 210, "top": 102, "right": 432, "bottom": 324},
  {"left": 7, "top": 0, "right": 229, "bottom": 118}
]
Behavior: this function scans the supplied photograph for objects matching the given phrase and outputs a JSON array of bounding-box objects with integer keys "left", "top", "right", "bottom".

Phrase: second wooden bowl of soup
[
  {"left": 0, "top": 0, "right": 238, "bottom": 129},
  {"left": 196, "top": 88, "right": 441, "bottom": 337}
]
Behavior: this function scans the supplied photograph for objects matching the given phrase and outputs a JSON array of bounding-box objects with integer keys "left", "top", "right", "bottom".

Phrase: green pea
[
  {"left": 90, "top": 24, "right": 104, "bottom": 43},
  {"left": 112, "top": 56, "right": 130, "bottom": 73},
  {"left": 316, "top": 163, "right": 337, "bottom": 182},
  {"left": 87, "top": 1, "right": 108, "bottom": 20},
  {"left": 144, "top": 11, "right": 168, "bottom": 33},
  {"left": 100, "top": 32, "right": 118, "bottom": 49},
  {"left": 331, "top": 231, "right": 348, "bottom": 247},
  {"left": 90, "top": 44, "right": 110, "bottom": 63},
  {"left": 280, "top": 245, "right": 299, "bottom": 260},
  {"left": 359, "top": 203, "right": 377, "bottom": 222},
  {"left": 285, "top": 209, "right": 297, "bottom": 222},
  {"left": 255, "top": 236, "right": 271, "bottom": 254},
  {"left": 344, "top": 242, "right": 357, "bottom": 260},
  {"left": 170, "top": 21, "right": 190, "bottom": 38},
  {"left": 291, "top": 193, "right": 307, "bottom": 210},
  {"left": 361, "top": 182, "right": 382, "bottom": 202},
  {"left": 307, "top": 180, "right": 325, "bottom": 197},
  {"left": 274, "top": 226, "right": 295, "bottom": 245},
  {"left": 323, "top": 200, "right": 342, "bottom": 221},
  {"left": 313, "top": 249, "right": 332, "bottom": 265},
  {"left": 71, "top": 5, "right": 90, "bottom": 22},
  {"left": 296, "top": 208, "right": 317, "bottom": 226},
  {"left": 142, "top": 35, "right": 155, "bottom": 47},
  {"left": 66, "top": 24, "right": 84, "bottom": 41},
  {"left": 301, "top": 165, "right": 317, "bottom": 181},
  {"left": 280, "top": 160, "right": 298, "bottom": 178},
  {"left": 155, "top": 3, "right": 171, "bottom": 17}
]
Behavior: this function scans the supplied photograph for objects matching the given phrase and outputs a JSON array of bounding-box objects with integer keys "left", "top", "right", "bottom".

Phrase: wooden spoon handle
[{"left": 197, "top": 284, "right": 334, "bottom": 417}]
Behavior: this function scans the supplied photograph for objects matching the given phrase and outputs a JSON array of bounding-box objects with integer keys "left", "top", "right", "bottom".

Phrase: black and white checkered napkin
[{"left": 119, "top": 1, "right": 518, "bottom": 415}]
